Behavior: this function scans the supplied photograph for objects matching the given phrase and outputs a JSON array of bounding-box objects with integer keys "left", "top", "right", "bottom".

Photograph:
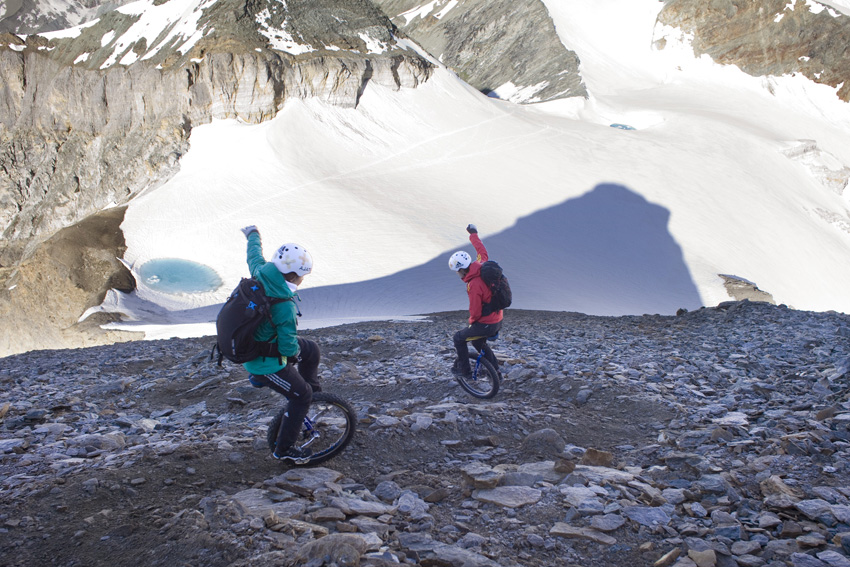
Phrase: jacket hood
[
  {"left": 462, "top": 261, "right": 482, "bottom": 283},
  {"left": 257, "top": 262, "right": 296, "bottom": 300}
]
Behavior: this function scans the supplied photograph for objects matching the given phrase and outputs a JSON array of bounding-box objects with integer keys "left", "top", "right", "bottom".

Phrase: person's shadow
[{"left": 298, "top": 183, "right": 703, "bottom": 318}]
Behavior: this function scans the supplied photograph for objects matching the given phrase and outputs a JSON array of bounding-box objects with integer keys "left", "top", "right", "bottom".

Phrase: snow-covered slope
[
  {"left": 92, "top": 0, "right": 850, "bottom": 338},
  {"left": 824, "top": 0, "right": 850, "bottom": 15}
]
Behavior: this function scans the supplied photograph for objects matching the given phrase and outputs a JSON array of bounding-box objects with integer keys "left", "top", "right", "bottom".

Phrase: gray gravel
[{"left": 2, "top": 301, "right": 850, "bottom": 567}]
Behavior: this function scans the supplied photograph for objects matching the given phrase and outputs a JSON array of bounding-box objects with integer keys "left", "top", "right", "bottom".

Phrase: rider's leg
[
  {"left": 470, "top": 322, "right": 501, "bottom": 368},
  {"left": 470, "top": 337, "right": 499, "bottom": 370},
  {"left": 263, "top": 365, "right": 313, "bottom": 455},
  {"left": 453, "top": 328, "right": 475, "bottom": 376},
  {"left": 296, "top": 337, "right": 322, "bottom": 392},
  {"left": 482, "top": 321, "right": 502, "bottom": 368},
  {"left": 453, "top": 322, "right": 498, "bottom": 376},
  {"left": 469, "top": 336, "right": 486, "bottom": 354},
  {"left": 481, "top": 342, "right": 499, "bottom": 369}
]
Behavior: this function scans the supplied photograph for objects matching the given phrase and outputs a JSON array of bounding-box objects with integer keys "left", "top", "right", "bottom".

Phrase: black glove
[{"left": 466, "top": 224, "right": 478, "bottom": 234}]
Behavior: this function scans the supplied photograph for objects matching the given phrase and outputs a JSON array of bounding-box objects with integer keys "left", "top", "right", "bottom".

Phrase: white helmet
[
  {"left": 272, "top": 243, "right": 313, "bottom": 276},
  {"left": 448, "top": 251, "right": 472, "bottom": 272}
]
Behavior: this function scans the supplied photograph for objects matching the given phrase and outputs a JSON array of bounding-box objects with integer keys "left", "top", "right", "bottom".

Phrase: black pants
[
  {"left": 252, "top": 338, "right": 321, "bottom": 452},
  {"left": 453, "top": 321, "right": 501, "bottom": 375}
]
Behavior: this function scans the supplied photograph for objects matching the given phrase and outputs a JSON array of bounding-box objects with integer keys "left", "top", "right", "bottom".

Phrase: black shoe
[
  {"left": 273, "top": 446, "right": 313, "bottom": 463},
  {"left": 452, "top": 367, "right": 472, "bottom": 379}
]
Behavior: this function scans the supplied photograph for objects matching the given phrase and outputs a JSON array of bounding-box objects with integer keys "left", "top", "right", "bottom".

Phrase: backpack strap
[
  {"left": 210, "top": 343, "right": 225, "bottom": 367},
  {"left": 262, "top": 296, "right": 297, "bottom": 365},
  {"left": 269, "top": 296, "right": 300, "bottom": 314}
]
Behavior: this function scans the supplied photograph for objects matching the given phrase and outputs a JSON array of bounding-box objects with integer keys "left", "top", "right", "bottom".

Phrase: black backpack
[
  {"left": 212, "top": 278, "right": 290, "bottom": 365},
  {"left": 479, "top": 260, "right": 512, "bottom": 316}
]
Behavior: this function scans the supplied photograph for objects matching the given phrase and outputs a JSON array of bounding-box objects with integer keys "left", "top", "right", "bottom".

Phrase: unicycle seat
[{"left": 465, "top": 332, "right": 499, "bottom": 343}]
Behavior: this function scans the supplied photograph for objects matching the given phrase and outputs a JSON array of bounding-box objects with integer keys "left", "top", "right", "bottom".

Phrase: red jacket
[{"left": 463, "top": 233, "right": 504, "bottom": 325}]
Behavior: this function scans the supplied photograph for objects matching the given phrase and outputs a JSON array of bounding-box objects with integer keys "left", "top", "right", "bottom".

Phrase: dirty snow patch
[
  {"left": 399, "top": 1, "right": 444, "bottom": 25},
  {"left": 98, "top": 0, "right": 217, "bottom": 68},
  {"left": 435, "top": 0, "right": 459, "bottom": 19},
  {"left": 256, "top": 9, "right": 315, "bottom": 55},
  {"left": 359, "top": 32, "right": 387, "bottom": 54},
  {"left": 489, "top": 81, "right": 550, "bottom": 104}
]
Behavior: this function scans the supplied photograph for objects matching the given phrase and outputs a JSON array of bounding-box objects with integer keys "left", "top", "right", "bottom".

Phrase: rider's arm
[
  {"left": 470, "top": 232, "right": 488, "bottom": 263},
  {"left": 246, "top": 231, "right": 266, "bottom": 277},
  {"left": 467, "top": 280, "right": 485, "bottom": 324}
]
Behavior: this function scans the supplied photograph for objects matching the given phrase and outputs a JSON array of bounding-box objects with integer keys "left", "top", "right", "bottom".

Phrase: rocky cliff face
[
  {"left": 657, "top": 0, "right": 850, "bottom": 102},
  {"left": 0, "top": 0, "right": 433, "bottom": 266},
  {"left": 372, "top": 0, "right": 587, "bottom": 103},
  {"left": 0, "top": 0, "right": 433, "bottom": 355},
  {"left": 0, "top": 37, "right": 190, "bottom": 267}
]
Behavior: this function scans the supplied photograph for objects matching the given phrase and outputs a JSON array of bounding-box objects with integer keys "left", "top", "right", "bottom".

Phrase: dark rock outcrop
[
  {"left": 0, "top": 205, "right": 141, "bottom": 355},
  {"left": 372, "top": 0, "right": 587, "bottom": 103},
  {"left": 657, "top": 0, "right": 850, "bottom": 101},
  {"left": 720, "top": 274, "right": 776, "bottom": 304}
]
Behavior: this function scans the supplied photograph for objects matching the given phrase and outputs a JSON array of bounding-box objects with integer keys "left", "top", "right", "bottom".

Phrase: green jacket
[{"left": 241, "top": 232, "right": 300, "bottom": 375}]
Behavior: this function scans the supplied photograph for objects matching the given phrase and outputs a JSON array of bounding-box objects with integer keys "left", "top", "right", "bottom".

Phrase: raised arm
[
  {"left": 469, "top": 233, "right": 488, "bottom": 263},
  {"left": 243, "top": 227, "right": 266, "bottom": 276}
]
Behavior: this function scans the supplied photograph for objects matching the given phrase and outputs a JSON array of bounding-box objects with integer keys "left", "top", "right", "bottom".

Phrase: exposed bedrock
[{"left": 0, "top": 205, "right": 140, "bottom": 356}]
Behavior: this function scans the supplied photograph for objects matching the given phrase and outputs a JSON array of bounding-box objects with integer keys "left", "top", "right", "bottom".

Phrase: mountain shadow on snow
[{"left": 299, "top": 183, "right": 703, "bottom": 319}]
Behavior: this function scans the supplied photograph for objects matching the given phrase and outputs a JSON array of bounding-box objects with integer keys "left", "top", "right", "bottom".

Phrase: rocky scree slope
[{"left": 2, "top": 303, "right": 850, "bottom": 567}]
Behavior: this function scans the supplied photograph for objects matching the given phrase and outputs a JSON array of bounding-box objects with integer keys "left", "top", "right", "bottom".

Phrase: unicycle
[
  {"left": 456, "top": 334, "right": 501, "bottom": 399},
  {"left": 266, "top": 392, "right": 357, "bottom": 466}
]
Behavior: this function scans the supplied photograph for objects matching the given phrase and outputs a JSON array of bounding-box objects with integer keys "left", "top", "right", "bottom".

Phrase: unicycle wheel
[
  {"left": 266, "top": 392, "right": 357, "bottom": 466},
  {"left": 455, "top": 353, "right": 500, "bottom": 399}
]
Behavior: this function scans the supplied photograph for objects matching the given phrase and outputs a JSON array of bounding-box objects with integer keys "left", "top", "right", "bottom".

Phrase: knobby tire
[
  {"left": 456, "top": 352, "right": 500, "bottom": 399},
  {"left": 266, "top": 392, "right": 357, "bottom": 466}
]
